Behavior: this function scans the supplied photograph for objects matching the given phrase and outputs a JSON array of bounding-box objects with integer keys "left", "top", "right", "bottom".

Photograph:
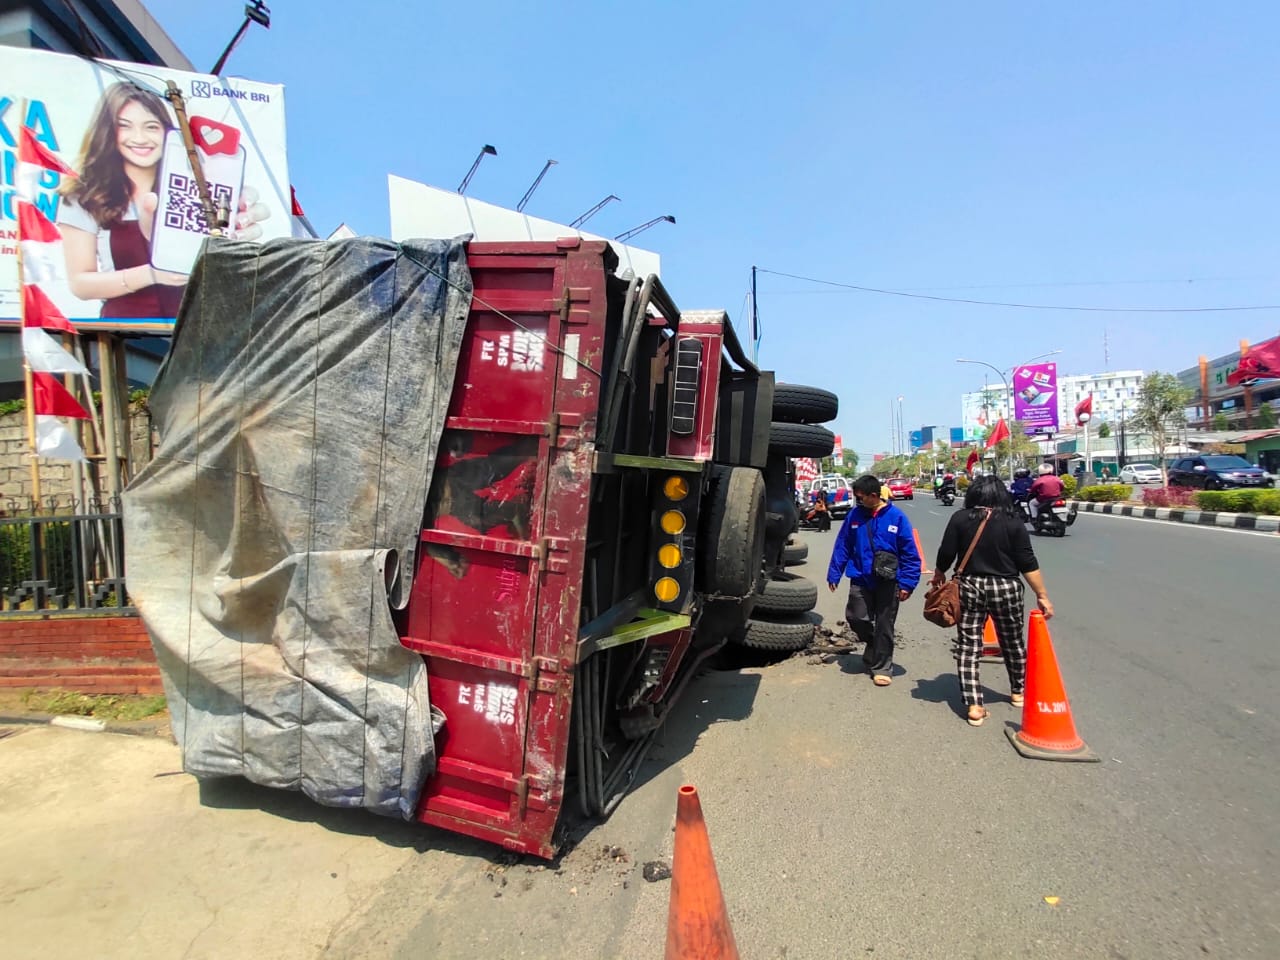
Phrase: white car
[{"left": 1119, "top": 462, "right": 1162, "bottom": 484}]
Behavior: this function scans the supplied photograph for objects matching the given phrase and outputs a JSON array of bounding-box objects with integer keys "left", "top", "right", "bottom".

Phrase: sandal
[
  {"left": 1010, "top": 693, "right": 1025, "bottom": 708},
  {"left": 966, "top": 706, "right": 989, "bottom": 727}
]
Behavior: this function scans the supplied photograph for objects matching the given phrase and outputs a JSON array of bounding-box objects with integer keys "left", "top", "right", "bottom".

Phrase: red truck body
[{"left": 399, "top": 239, "right": 768, "bottom": 857}]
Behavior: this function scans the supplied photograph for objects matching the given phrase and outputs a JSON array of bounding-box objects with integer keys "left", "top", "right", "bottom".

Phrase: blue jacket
[{"left": 827, "top": 502, "right": 922, "bottom": 591}]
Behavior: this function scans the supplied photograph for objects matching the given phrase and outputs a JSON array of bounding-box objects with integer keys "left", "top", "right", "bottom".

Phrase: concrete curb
[
  {"left": 1070, "top": 500, "right": 1280, "bottom": 533},
  {"left": 0, "top": 712, "right": 167, "bottom": 737}
]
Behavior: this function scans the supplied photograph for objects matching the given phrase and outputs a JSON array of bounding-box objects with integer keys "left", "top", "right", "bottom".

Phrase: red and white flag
[
  {"left": 29, "top": 371, "right": 91, "bottom": 462},
  {"left": 965, "top": 448, "right": 980, "bottom": 473},
  {"left": 16, "top": 201, "right": 64, "bottom": 284},
  {"left": 31, "top": 371, "right": 91, "bottom": 420},
  {"left": 33, "top": 417, "right": 87, "bottom": 462},
  {"left": 794, "top": 457, "right": 820, "bottom": 486},
  {"left": 1074, "top": 393, "right": 1094, "bottom": 425},
  {"left": 16, "top": 126, "right": 77, "bottom": 201},
  {"left": 22, "top": 326, "right": 88, "bottom": 375},
  {"left": 22, "top": 283, "right": 75, "bottom": 333}
]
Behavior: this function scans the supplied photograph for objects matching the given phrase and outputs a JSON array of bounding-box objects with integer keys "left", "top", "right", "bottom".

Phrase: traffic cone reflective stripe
[
  {"left": 1006, "top": 611, "right": 1099, "bottom": 763},
  {"left": 665, "top": 785, "right": 739, "bottom": 960}
]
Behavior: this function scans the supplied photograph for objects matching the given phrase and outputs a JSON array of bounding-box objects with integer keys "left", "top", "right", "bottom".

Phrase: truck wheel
[
  {"left": 755, "top": 573, "right": 818, "bottom": 615},
  {"left": 699, "top": 465, "right": 766, "bottom": 597},
  {"left": 781, "top": 542, "right": 808, "bottom": 566},
  {"left": 772, "top": 384, "right": 838, "bottom": 424},
  {"left": 768, "top": 422, "right": 835, "bottom": 458},
  {"left": 735, "top": 616, "right": 815, "bottom": 652}
]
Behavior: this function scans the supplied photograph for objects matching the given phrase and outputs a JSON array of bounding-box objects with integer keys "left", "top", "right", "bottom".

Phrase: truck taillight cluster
[{"left": 650, "top": 472, "right": 699, "bottom": 611}]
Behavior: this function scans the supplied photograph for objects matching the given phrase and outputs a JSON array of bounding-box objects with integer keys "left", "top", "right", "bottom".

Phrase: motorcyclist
[
  {"left": 935, "top": 471, "right": 957, "bottom": 499},
  {"left": 1028, "top": 463, "right": 1064, "bottom": 520},
  {"left": 1010, "top": 467, "right": 1034, "bottom": 502}
]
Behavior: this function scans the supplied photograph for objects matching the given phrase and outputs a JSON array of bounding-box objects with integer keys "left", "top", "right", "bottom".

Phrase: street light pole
[{"left": 956, "top": 358, "right": 1011, "bottom": 483}]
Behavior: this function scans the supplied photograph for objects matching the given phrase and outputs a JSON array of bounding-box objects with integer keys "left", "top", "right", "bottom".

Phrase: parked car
[
  {"left": 886, "top": 477, "right": 914, "bottom": 500},
  {"left": 1167, "top": 455, "right": 1274, "bottom": 490},
  {"left": 808, "top": 475, "right": 854, "bottom": 517},
  {"left": 1119, "top": 462, "right": 1162, "bottom": 484}
]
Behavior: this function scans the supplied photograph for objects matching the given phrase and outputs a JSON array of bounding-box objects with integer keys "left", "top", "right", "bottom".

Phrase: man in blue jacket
[{"left": 827, "top": 474, "right": 922, "bottom": 686}]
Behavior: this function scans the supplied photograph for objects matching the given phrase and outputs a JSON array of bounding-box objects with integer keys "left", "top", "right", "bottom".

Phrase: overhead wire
[{"left": 756, "top": 267, "right": 1280, "bottom": 314}]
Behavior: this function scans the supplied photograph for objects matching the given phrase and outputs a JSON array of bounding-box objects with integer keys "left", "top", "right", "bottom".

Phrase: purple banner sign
[{"left": 1012, "top": 362, "right": 1058, "bottom": 436}]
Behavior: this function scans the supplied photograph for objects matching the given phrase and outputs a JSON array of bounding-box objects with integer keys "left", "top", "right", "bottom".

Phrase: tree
[
  {"left": 1257, "top": 403, "right": 1277, "bottom": 429},
  {"left": 1130, "top": 372, "right": 1193, "bottom": 487},
  {"left": 1097, "top": 421, "right": 1111, "bottom": 438},
  {"left": 1213, "top": 412, "right": 1229, "bottom": 431}
]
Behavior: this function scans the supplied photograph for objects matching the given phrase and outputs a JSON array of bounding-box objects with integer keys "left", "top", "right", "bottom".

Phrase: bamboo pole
[
  {"left": 98, "top": 332, "right": 121, "bottom": 503},
  {"left": 15, "top": 102, "right": 42, "bottom": 510}
]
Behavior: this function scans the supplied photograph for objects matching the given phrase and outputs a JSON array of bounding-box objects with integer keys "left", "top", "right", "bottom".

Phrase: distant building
[
  {"left": 960, "top": 369, "right": 1144, "bottom": 441},
  {"left": 1176, "top": 349, "right": 1280, "bottom": 429}
]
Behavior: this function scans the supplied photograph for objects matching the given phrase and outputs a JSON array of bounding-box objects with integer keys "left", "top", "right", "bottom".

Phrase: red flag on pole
[
  {"left": 965, "top": 448, "right": 980, "bottom": 473},
  {"left": 985, "top": 417, "right": 1010, "bottom": 449},
  {"left": 31, "top": 371, "right": 91, "bottom": 420},
  {"left": 1227, "top": 336, "right": 1280, "bottom": 385},
  {"left": 1074, "top": 393, "right": 1094, "bottom": 425}
]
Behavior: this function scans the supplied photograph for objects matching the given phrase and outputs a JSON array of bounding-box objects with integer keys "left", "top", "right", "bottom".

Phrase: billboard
[
  {"left": 1, "top": 47, "right": 292, "bottom": 333},
  {"left": 908, "top": 429, "right": 923, "bottom": 452},
  {"left": 832, "top": 434, "right": 843, "bottom": 466},
  {"left": 1012, "top": 362, "right": 1059, "bottom": 437},
  {"left": 387, "top": 175, "right": 661, "bottom": 279},
  {"left": 950, "top": 427, "right": 965, "bottom": 446}
]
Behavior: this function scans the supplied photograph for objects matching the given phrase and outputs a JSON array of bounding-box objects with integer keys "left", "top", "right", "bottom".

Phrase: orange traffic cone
[
  {"left": 1006, "top": 611, "right": 1099, "bottom": 763},
  {"left": 665, "top": 785, "right": 739, "bottom": 960},
  {"left": 980, "top": 616, "right": 1002, "bottom": 662},
  {"left": 912, "top": 528, "right": 932, "bottom": 577}
]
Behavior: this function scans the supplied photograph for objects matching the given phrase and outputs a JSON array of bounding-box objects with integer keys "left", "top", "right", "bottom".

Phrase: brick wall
[
  {"left": 0, "top": 407, "right": 155, "bottom": 506},
  {"left": 0, "top": 615, "right": 164, "bottom": 695}
]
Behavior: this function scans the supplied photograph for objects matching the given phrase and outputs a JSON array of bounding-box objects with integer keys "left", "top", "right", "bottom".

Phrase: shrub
[
  {"left": 1142, "top": 486, "right": 1196, "bottom": 508},
  {"left": 1074, "top": 484, "right": 1133, "bottom": 503},
  {"left": 957, "top": 475, "right": 970, "bottom": 491},
  {"left": 1060, "top": 474, "right": 1077, "bottom": 498},
  {"left": 1196, "top": 489, "right": 1280, "bottom": 514}
]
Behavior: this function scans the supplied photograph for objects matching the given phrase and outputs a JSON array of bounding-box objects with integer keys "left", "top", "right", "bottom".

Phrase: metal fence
[{"left": 0, "top": 496, "right": 132, "bottom": 617}]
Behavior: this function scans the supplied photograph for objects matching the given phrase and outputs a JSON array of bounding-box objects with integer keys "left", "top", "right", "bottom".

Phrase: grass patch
[{"left": 20, "top": 690, "right": 168, "bottom": 721}]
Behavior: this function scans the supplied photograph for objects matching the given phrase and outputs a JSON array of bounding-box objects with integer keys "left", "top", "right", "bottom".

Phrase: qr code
[{"left": 162, "top": 174, "right": 234, "bottom": 234}]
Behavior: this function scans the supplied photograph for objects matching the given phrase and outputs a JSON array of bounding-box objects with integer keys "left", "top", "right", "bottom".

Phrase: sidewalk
[{"left": 1071, "top": 498, "right": 1280, "bottom": 533}]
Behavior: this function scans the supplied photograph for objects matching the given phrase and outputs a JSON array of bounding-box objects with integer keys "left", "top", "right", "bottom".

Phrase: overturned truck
[{"left": 124, "top": 235, "right": 836, "bottom": 857}]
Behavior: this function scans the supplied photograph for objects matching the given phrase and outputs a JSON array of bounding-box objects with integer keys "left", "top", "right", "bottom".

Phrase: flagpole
[{"left": 16, "top": 104, "right": 43, "bottom": 510}]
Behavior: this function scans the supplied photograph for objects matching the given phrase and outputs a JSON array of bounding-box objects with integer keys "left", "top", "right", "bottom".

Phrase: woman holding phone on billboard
[{"left": 58, "top": 82, "right": 269, "bottom": 319}]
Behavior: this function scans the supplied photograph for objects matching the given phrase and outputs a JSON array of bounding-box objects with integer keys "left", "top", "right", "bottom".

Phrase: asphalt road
[{"left": 3, "top": 503, "right": 1276, "bottom": 960}]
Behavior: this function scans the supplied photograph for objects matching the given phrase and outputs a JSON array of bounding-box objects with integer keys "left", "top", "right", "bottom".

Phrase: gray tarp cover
[{"left": 123, "top": 236, "right": 472, "bottom": 819}]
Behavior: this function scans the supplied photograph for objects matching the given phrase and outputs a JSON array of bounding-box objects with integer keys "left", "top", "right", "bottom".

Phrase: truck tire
[
  {"left": 781, "top": 542, "right": 808, "bottom": 566},
  {"left": 755, "top": 574, "right": 818, "bottom": 615},
  {"left": 699, "top": 465, "right": 766, "bottom": 598},
  {"left": 768, "top": 422, "right": 835, "bottom": 458},
  {"left": 772, "top": 384, "right": 838, "bottom": 424},
  {"left": 736, "top": 616, "right": 815, "bottom": 652}
]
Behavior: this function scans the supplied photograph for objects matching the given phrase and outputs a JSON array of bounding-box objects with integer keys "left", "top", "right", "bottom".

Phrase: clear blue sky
[{"left": 146, "top": 0, "right": 1280, "bottom": 460}]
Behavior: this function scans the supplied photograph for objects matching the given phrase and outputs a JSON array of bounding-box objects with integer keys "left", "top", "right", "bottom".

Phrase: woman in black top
[{"left": 930, "top": 476, "right": 1055, "bottom": 726}]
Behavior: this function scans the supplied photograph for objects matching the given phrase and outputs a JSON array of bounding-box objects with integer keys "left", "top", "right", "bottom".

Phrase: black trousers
[{"left": 845, "top": 579, "right": 900, "bottom": 676}]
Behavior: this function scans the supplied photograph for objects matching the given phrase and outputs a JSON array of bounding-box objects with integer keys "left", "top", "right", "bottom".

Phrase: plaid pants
[{"left": 956, "top": 575, "right": 1027, "bottom": 706}]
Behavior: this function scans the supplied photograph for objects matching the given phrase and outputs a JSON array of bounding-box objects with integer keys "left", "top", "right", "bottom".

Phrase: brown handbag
[{"left": 922, "top": 508, "right": 992, "bottom": 628}]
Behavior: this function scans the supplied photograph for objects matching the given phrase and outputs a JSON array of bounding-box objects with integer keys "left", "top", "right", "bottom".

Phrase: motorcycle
[
  {"left": 1025, "top": 496, "right": 1078, "bottom": 537},
  {"left": 934, "top": 482, "right": 957, "bottom": 506}
]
